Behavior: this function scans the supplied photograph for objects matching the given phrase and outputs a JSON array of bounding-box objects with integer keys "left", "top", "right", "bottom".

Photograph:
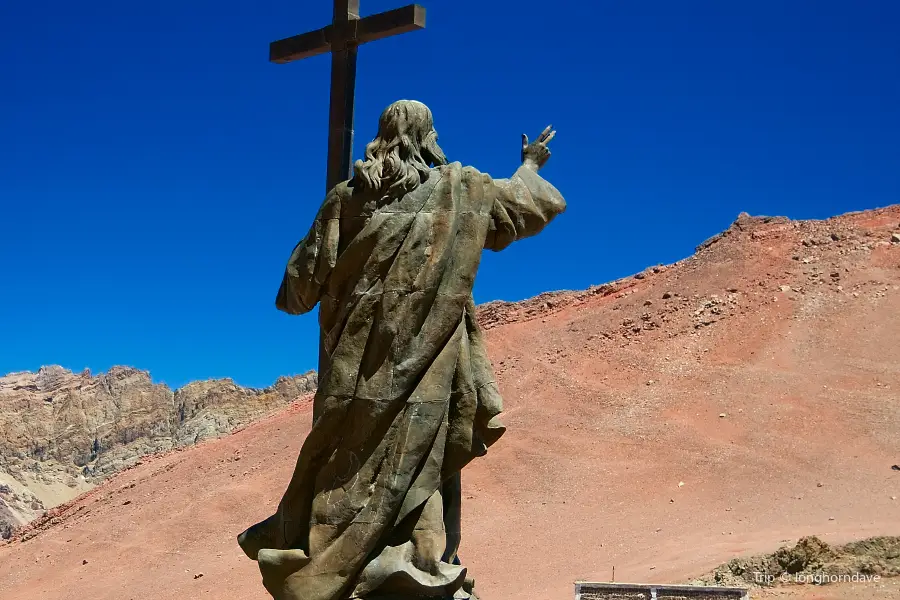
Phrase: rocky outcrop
[
  {"left": 0, "top": 366, "right": 316, "bottom": 536},
  {"left": 696, "top": 536, "right": 900, "bottom": 587}
]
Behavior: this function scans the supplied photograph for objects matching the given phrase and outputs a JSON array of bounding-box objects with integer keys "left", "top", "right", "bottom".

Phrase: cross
[{"left": 270, "top": 0, "right": 427, "bottom": 194}]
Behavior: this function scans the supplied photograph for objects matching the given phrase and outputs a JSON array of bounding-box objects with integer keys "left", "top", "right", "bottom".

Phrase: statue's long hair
[{"left": 353, "top": 100, "right": 446, "bottom": 197}]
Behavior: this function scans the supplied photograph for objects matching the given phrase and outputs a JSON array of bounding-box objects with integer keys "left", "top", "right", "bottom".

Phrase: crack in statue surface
[{"left": 237, "top": 100, "right": 566, "bottom": 600}]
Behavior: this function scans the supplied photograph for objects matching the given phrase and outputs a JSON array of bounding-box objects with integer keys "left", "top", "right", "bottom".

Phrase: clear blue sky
[{"left": 1, "top": 0, "right": 898, "bottom": 388}]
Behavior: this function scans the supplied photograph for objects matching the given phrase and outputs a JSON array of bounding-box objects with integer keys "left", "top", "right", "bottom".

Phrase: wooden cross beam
[{"left": 270, "top": 0, "right": 427, "bottom": 193}]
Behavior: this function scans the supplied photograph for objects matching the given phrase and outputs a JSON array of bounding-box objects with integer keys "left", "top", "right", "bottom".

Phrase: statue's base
[{"left": 359, "top": 578, "right": 478, "bottom": 600}]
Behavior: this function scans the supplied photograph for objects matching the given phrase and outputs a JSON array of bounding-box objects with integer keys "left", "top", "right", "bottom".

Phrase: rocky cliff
[{"left": 0, "top": 366, "right": 316, "bottom": 537}]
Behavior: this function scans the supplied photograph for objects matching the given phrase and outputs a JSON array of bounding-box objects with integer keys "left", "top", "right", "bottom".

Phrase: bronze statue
[{"left": 238, "top": 100, "right": 566, "bottom": 600}]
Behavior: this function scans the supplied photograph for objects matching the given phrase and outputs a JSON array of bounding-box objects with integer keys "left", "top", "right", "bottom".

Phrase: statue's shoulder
[
  {"left": 318, "top": 181, "right": 353, "bottom": 219},
  {"left": 438, "top": 162, "right": 484, "bottom": 180},
  {"left": 334, "top": 179, "right": 355, "bottom": 199}
]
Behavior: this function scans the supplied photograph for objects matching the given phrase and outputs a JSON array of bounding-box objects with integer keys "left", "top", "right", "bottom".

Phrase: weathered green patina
[{"left": 238, "top": 100, "right": 565, "bottom": 600}]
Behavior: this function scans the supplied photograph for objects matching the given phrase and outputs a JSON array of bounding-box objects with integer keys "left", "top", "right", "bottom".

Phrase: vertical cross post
[{"left": 326, "top": 0, "right": 359, "bottom": 193}]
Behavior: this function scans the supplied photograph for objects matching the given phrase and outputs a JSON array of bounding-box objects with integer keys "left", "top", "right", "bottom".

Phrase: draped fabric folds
[{"left": 238, "top": 163, "right": 566, "bottom": 600}]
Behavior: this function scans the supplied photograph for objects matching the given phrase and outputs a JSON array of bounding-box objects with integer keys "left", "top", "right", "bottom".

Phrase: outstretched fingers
[{"left": 537, "top": 125, "right": 554, "bottom": 144}]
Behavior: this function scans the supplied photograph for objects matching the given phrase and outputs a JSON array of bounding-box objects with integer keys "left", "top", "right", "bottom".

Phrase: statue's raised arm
[{"left": 483, "top": 126, "right": 567, "bottom": 251}]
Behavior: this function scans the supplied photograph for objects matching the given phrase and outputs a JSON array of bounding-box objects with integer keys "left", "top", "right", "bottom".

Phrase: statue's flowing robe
[{"left": 238, "top": 163, "right": 565, "bottom": 600}]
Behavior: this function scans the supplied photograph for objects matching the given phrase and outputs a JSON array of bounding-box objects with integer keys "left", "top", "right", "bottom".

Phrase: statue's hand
[{"left": 521, "top": 125, "right": 555, "bottom": 171}]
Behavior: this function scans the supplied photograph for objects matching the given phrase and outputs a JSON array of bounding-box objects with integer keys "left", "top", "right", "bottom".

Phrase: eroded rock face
[
  {"left": 0, "top": 366, "right": 175, "bottom": 477},
  {"left": 0, "top": 366, "right": 317, "bottom": 533},
  {"left": 0, "top": 495, "right": 22, "bottom": 540}
]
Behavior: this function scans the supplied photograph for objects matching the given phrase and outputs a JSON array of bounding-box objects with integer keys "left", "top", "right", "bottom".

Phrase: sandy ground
[{"left": 1, "top": 207, "right": 899, "bottom": 599}]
